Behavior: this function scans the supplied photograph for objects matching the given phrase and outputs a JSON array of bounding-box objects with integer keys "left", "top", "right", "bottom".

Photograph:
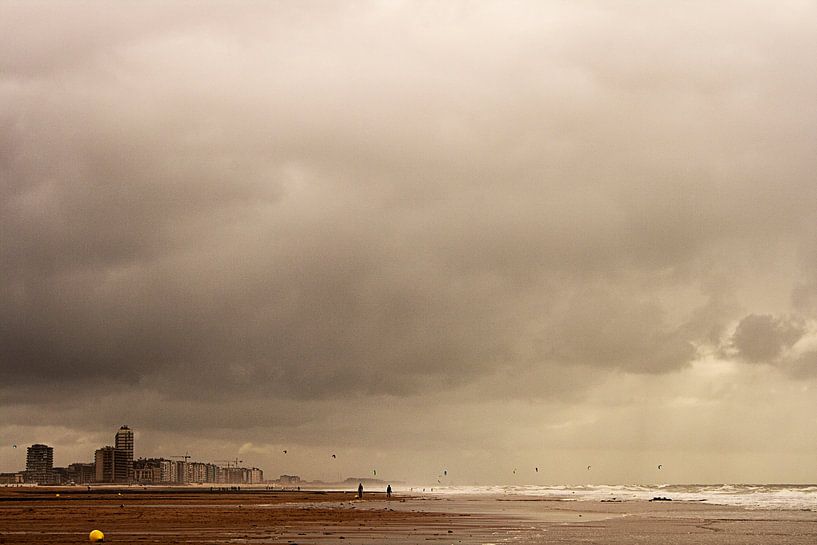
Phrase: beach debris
[
  {"left": 331, "top": 454, "right": 336, "bottom": 458},
  {"left": 657, "top": 464, "right": 663, "bottom": 469},
  {"left": 587, "top": 465, "right": 591, "bottom": 470},
  {"left": 89, "top": 529, "right": 105, "bottom": 542},
  {"left": 283, "top": 450, "right": 287, "bottom": 454}
]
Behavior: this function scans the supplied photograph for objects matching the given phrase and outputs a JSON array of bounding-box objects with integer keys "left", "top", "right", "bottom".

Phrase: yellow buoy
[
  {"left": 55, "top": 493, "right": 60, "bottom": 497},
  {"left": 89, "top": 529, "right": 104, "bottom": 542}
]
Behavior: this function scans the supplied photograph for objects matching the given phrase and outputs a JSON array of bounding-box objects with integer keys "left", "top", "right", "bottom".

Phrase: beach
[{"left": 1, "top": 487, "right": 816, "bottom": 544}]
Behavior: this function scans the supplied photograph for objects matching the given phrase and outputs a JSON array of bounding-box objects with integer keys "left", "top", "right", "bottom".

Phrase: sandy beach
[{"left": 1, "top": 487, "right": 815, "bottom": 545}]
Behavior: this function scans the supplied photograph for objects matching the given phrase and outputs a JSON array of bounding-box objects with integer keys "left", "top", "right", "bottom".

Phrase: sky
[{"left": 2, "top": 0, "right": 817, "bottom": 485}]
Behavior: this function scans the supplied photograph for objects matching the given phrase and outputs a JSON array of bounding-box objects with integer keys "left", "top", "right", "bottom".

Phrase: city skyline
[
  {"left": 4, "top": 425, "right": 265, "bottom": 486},
  {"left": 2, "top": 1, "right": 816, "bottom": 485}
]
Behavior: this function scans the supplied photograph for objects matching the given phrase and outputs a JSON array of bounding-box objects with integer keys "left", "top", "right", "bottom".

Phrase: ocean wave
[{"left": 416, "top": 484, "right": 817, "bottom": 510}]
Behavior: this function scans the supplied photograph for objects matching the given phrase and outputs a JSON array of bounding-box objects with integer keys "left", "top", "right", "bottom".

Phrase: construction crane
[{"left": 170, "top": 452, "right": 192, "bottom": 462}]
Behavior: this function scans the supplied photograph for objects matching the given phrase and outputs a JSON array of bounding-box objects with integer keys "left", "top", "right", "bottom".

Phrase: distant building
[
  {"left": 25, "top": 444, "right": 55, "bottom": 484},
  {"left": 115, "top": 426, "right": 134, "bottom": 482},
  {"left": 277, "top": 474, "right": 302, "bottom": 484},
  {"left": 159, "top": 459, "right": 175, "bottom": 483},
  {"left": 95, "top": 446, "right": 117, "bottom": 483},
  {"left": 93, "top": 426, "right": 134, "bottom": 483},
  {"left": 249, "top": 468, "right": 264, "bottom": 484},
  {"left": 131, "top": 457, "right": 251, "bottom": 485},
  {"left": 0, "top": 472, "right": 24, "bottom": 484},
  {"left": 218, "top": 466, "right": 244, "bottom": 484},
  {"left": 52, "top": 466, "right": 70, "bottom": 484},
  {"left": 134, "top": 458, "right": 164, "bottom": 483},
  {"left": 68, "top": 463, "right": 96, "bottom": 484},
  {"left": 113, "top": 448, "right": 129, "bottom": 482},
  {"left": 174, "top": 461, "right": 188, "bottom": 484},
  {"left": 189, "top": 462, "right": 211, "bottom": 483},
  {"left": 215, "top": 465, "right": 263, "bottom": 484}
]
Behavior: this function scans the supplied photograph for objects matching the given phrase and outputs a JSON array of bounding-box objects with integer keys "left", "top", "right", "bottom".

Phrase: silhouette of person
[
  {"left": 358, "top": 482, "right": 363, "bottom": 499},
  {"left": 386, "top": 484, "right": 392, "bottom": 499}
]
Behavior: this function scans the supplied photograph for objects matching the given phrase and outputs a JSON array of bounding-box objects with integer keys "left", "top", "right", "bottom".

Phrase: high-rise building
[
  {"left": 115, "top": 425, "right": 134, "bottom": 482},
  {"left": 95, "top": 446, "right": 116, "bottom": 483},
  {"left": 113, "top": 448, "right": 129, "bottom": 482},
  {"left": 249, "top": 467, "right": 264, "bottom": 484},
  {"left": 159, "top": 459, "right": 175, "bottom": 483},
  {"left": 95, "top": 444, "right": 130, "bottom": 483},
  {"left": 25, "top": 444, "right": 54, "bottom": 484},
  {"left": 174, "top": 460, "right": 188, "bottom": 484}
]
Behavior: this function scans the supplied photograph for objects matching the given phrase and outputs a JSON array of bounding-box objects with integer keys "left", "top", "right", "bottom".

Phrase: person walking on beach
[
  {"left": 358, "top": 482, "right": 363, "bottom": 499},
  {"left": 386, "top": 484, "right": 392, "bottom": 499}
]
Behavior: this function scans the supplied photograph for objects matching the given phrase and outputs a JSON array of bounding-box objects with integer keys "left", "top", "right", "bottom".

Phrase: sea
[{"left": 407, "top": 484, "right": 817, "bottom": 511}]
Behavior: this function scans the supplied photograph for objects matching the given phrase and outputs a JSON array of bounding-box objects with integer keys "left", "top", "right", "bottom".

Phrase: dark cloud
[
  {"left": 2, "top": 1, "right": 817, "bottom": 481},
  {"left": 730, "top": 314, "right": 806, "bottom": 363}
]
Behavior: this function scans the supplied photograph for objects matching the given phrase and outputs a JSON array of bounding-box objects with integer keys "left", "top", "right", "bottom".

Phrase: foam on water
[{"left": 408, "top": 484, "right": 817, "bottom": 510}]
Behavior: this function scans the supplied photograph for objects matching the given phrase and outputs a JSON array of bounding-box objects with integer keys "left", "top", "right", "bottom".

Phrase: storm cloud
[
  {"left": 730, "top": 313, "right": 806, "bottom": 363},
  {"left": 2, "top": 1, "right": 817, "bottom": 483}
]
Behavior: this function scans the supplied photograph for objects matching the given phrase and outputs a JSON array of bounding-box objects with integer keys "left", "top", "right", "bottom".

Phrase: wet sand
[{"left": 1, "top": 487, "right": 816, "bottom": 544}]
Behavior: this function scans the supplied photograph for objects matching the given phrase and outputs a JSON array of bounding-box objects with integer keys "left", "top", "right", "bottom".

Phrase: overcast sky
[{"left": 2, "top": 0, "right": 817, "bottom": 485}]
